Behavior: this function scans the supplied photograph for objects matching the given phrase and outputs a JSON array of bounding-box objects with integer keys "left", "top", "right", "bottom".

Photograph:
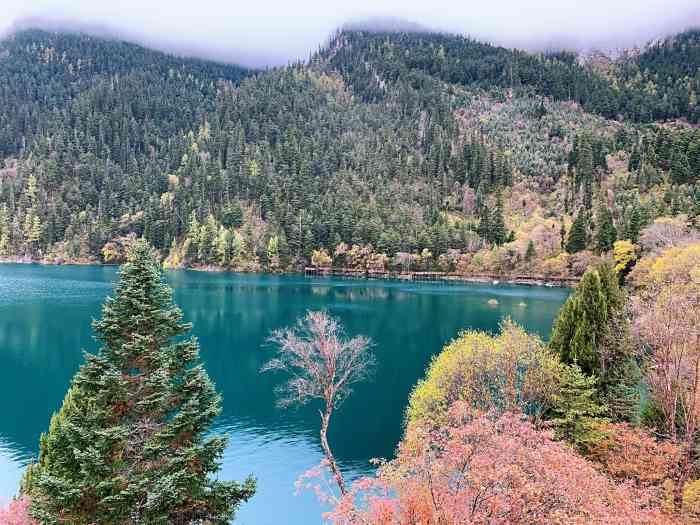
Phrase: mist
[{"left": 1, "top": 0, "right": 699, "bottom": 67}]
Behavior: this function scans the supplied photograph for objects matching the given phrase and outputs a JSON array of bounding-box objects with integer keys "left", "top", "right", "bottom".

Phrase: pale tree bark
[
  {"left": 320, "top": 405, "right": 346, "bottom": 495},
  {"left": 262, "top": 310, "right": 374, "bottom": 496}
]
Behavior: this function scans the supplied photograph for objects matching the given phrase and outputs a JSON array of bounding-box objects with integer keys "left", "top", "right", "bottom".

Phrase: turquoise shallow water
[{"left": 0, "top": 264, "right": 569, "bottom": 523}]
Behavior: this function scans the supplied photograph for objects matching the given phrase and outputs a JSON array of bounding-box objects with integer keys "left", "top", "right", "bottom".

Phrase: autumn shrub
[
  {"left": 627, "top": 242, "right": 700, "bottom": 291},
  {"left": 682, "top": 480, "right": 700, "bottom": 519},
  {"left": 311, "top": 248, "right": 333, "bottom": 268},
  {"left": 638, "top": 216, "right": 692, "bottom": 254},
  {"left": 588, "top": 422, "right": 681, "bottom": 505},
  {"left": 613, "top": 239, "right": 638, "bottom": 276},
  {"left": 326, "top": 409, "right": 676, "bottom": 525},
  {"left": 406, "top": 319, "right": 561, "bottom": 429},
  {"left": 629, "top": 241, "right": 700, "bottom": 512},
  {"left": 569, "top": 250, "right": 601, "bottom": 276},
  {"left": 540, "top": 253, "right": 569, "bottom": 277}
]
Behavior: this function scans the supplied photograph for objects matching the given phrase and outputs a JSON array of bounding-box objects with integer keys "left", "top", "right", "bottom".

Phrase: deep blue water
[{"left": 0, "top": 264, "right": 569, "bottom": 523}]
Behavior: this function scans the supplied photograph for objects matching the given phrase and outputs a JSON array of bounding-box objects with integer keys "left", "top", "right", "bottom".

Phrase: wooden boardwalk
[{"left": 304, "top": 267, "right": 579, "bottom": 287}]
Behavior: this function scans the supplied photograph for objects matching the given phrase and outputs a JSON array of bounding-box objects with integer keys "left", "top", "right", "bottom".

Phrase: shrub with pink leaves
[
  {"left": 323, "top": 408, "right": 677, "bottom": 524},
  {"left": 0, "top": 497, "right": 37, "bottom": 525}
]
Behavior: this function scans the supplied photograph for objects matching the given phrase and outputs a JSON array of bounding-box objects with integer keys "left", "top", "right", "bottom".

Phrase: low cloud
[{"left": 1, "top": 0, "right": 699, "bottom": 67}]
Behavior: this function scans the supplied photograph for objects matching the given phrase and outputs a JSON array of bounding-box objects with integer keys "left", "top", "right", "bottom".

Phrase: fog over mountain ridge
[{"left": 1, "top": 1, "right": 699, "bottom": 67}]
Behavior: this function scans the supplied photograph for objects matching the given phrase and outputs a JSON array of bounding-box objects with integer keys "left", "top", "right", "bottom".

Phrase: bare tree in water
[{"left": 262, "top": 311, "right": 374, "bottom": 495}]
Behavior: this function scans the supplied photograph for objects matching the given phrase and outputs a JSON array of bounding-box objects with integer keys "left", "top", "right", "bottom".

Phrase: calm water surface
[{"left": 0, "top": 264, "right": 569, "bottom": 523}]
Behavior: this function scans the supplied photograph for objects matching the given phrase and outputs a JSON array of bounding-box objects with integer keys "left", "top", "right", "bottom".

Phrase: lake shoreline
[{"left": 0, "top": 256, "right": 577, "bottom": 288}]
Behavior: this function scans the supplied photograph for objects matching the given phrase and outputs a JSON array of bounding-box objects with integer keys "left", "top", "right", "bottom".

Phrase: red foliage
[
  {"left": 0, "top": 497, "right": 37, "bottom": 525},
  {"left": 588, "top": 422, "right": 681, "bottom": 502},
  {"left": 323, "top": 408, "right": 676, "bottom": 524}
]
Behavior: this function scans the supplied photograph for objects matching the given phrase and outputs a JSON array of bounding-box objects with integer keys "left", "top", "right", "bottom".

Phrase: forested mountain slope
[
  {"left": 0, "top": 27, "right": 698, "bottom": 278},
  {"left": 0, "top": 30, "right": 250, "bottom": 156},
  {"left": 326, "top": 30, "right": 700, "bottom": 122}
]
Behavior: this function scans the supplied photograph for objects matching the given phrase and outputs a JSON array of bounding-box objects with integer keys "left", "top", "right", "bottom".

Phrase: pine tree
[
  {"left": 549, "top": 364, "right": 607, "bottom": 452},
  {"left": 490, "top": 200, "right": 507, "bottom": 245},
  {"left": 594, "top": 196, "right": 616, "bottom": 254},
  {"left": 476, "top": 204, "right": 491, "bottom": 242},
  {"left": 548, "top": 263, "right": 633, "bottom": 423},
  {"left": 560, "top": 222, "right": 566, "bottom": 249},
  {"left": 565, "top": 211, "right": 588, "bottom": 253},
  {"left": 524, "top": 239, "right": 536, "bottom": 261},
  {"left": 549, "top": 265, "right": 609, "bottom": 376},
  {"left": 221, "top": 200, "right": 244, "bottom": 229},
  {"left": 535, "top": 98, "right": 547, "bottom": 119},
  {"left": 23, "top": 240, "right": 255, "bottom": 524},
  {"left": 626, "top": 204, "right": 642, "bottom": 243},
  {"left": 576, "top": 135, "right": 594, "bottom": 187},
  {"left": 627, "top": 145, "right": 641, "bottom": 173},
  {"left": 670, "top": 142, "right": 691, "bottom": 185}
]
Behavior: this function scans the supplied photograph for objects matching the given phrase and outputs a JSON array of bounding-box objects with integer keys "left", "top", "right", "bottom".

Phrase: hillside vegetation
[{"left": 0, "top": 28, "right": 698, "bottom": 280}]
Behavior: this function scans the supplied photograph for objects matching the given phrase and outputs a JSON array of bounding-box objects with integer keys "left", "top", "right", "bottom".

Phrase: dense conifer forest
[{"left": 0, "top": 27, "right": 698, "bottom": 278}]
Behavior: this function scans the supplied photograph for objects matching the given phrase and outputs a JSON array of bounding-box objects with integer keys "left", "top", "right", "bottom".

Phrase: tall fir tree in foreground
[{"left": 23, "top": 239, "right": 255, "bottom": 524}]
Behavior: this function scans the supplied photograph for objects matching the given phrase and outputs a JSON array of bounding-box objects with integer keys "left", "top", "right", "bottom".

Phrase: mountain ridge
[{"left": 0, "top": 26, "right": 697, "bottom": 279}]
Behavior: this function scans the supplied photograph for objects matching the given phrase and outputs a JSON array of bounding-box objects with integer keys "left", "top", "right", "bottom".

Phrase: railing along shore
[{"left": 303, "top": 267, "right": 579, "bottom": 286}]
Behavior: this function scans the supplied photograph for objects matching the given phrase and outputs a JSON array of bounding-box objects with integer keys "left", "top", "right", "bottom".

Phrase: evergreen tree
[
  {"left": 576, "top": 135, "right": 594, "bottom": 187},
  {"left": 535, "top": 98, "right": 547, "bottom": 119},
  {"left": 549, "top": 364, "right": 607, "bottom": 452},
  {"left": 594, "top": 196, "right": 616, "bottom": 253},
  {"left": 476, "top": 205, "right": 491, "bottom": 242},
  {"left": 565, "top": 211, "right": 588, "bottom": 253},
  {"left": 490, "top": 200, "right": 507, "bottom": 246},
  {"left": 670, "top": 142, "right": 691, "bottom": 184},
  {"left": 548, "top": 263, "right": 636, "bottom": 422},
  {"left": 549, "top": 264, "right": 618, "bottom": 376},
  {"left": 23, "top": 240, "right": 255, "bottom": 524},
  {"left": 524, "top": 239, "right": 536, "bottom": 261},
  {"left": 626, "top": 204, "right": 642, "bottom": 243},
  {"left": 221, "top": 200, "right": 244, "bottom": 229},
  {"left": 627, "top": 145, "right": 641, "bottom": 173}
]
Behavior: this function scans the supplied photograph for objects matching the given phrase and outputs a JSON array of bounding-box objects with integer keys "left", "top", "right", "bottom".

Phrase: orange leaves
[
  {"left": 588, "top": 422, "right": 681, "bottom": 502},
  {"left": 327, "top": 412, "right": 677, "bottom": 525}
]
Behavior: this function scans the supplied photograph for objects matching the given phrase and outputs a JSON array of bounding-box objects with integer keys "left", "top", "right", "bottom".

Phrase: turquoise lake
[{"left": 0, "top": 264, "right": 569, "bottom": 523}]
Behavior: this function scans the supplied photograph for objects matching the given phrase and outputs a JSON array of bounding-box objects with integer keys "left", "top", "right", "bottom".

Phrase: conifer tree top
[{"left": 25, "top": 238, "right": 255, "bottom": 524}]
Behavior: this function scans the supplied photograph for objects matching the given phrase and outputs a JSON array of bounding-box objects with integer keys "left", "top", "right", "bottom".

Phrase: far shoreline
[{"left": 0, "top": 256, "right": 578, "bottom": 288}]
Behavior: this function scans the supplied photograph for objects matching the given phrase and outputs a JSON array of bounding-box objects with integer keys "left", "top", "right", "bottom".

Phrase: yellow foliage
[
  {"left": 159, "top": 192, "right": 174, "bottom": 210},
  {"left": 101, "top": 243, "right": 121, "bottom": 263},
  {"left": 683, "top": 479, "right": 700, "bottom": 518},
  {"left": 198, "top": 120, "right": 211, "bottom": 141},
  {"left": 406, "top": 320, "right": 562, "bottom": 430},
  {"left": 311, "top": 248, "right": 332, "bottom": 268},
  {"left": 612, "top": 240, "right": 637, "bottom": 274},
  {"left": 541, "top": 253, "right": 569, "bottom": 277},
  {"left": 629, "top": 242, "right": 700, "bottom": 289}
]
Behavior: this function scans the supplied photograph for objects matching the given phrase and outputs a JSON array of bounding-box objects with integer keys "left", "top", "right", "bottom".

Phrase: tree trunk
[
  {"left": 320, "top": 408, "right": 346, "bottom": 496},
  {"left": 674, "top": 437, "right": 693, "bottom": 512},
  {"left": 673, "top": 470, "right": 686, "bottom": 513}
]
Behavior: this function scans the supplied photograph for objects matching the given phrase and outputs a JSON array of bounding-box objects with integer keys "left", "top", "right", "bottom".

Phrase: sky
[{"left": 1, "top": 0, "right": 699, "bottom": 67}]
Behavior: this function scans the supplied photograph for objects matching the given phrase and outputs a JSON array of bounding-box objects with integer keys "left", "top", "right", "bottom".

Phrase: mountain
[
  {"left": 325, "top": 29, "right": 700, "bottom": 122},
  {"left": 0, "top": 27, "right": 698, "bottom": 277}
]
